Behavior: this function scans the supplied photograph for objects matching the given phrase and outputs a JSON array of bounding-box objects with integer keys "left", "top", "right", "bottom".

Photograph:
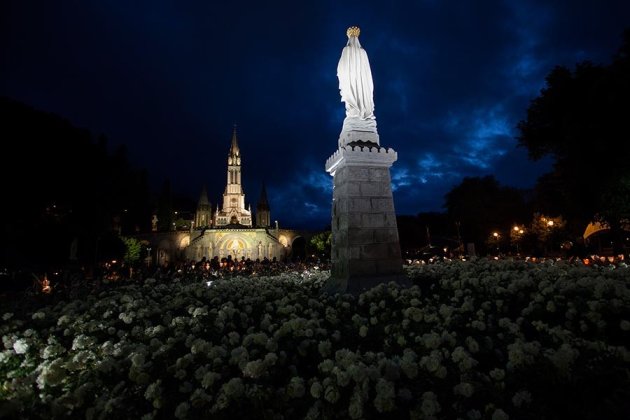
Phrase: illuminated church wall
[{"left": 186, "top": 228, "right": 291, "bottom": 261}]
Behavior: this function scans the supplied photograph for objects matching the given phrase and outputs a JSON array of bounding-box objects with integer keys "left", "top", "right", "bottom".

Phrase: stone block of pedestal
[{"left": 325, "top": 143, "right": 409, "bottom": 294}]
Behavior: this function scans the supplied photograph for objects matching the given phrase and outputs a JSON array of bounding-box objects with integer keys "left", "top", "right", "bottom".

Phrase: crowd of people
[
  {"left": 0, "top": 256, "right": 331, "bottom": 298},
  {"left": 146, "top": 255, "right": 331, "bottom": 281},
  {"left": 2, "top": 248, "right": 627, "bottom": 310}
]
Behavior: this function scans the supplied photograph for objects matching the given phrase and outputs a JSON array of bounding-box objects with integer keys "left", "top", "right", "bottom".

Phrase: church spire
[
  {"left": 230, "top": 125, "right": 240, "bottom": 157},
  {"left": 216, "top": 126, "right": 252, "bottom": 227}
]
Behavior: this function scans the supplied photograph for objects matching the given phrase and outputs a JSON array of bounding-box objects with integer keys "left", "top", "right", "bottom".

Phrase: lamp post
[
  {"left": 512, "top": 225, "right": 525, "bottom": 255},
  {"left": 492, "top": 231, "right": 500, "bottom": 255}
]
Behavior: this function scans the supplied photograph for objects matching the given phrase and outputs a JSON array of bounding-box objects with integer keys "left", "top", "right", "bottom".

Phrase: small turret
[
  {"left": 194, "top": 185, "right": 212, "bottom": 228},
  {"left": 256, "top": 182, "right": 271, "bottom": 228}
]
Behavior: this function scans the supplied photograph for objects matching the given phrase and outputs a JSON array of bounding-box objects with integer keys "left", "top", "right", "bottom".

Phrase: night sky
[{"left": 2, "top": 1, "right": 629, "bottom": 229}]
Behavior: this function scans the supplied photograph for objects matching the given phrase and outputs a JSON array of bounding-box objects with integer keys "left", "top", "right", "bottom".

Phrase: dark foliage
[
  {"left": 0, "top": 97, "right": 152, "bottom": 268},
  {"left": 517, "top": 29, "right": 630, "bottom": 237},
  {"left": 444, "top": 176, "right": 530, "bottom": 252}
]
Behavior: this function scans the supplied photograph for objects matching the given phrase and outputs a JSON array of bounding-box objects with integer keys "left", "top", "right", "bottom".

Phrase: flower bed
[{"left": 1, "top": 260, "right": 629, "bottom": 419}]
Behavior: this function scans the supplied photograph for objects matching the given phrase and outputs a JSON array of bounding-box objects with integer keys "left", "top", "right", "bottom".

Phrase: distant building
[{"left": 137, "top": 128, "right": 305, "bottom": 265}]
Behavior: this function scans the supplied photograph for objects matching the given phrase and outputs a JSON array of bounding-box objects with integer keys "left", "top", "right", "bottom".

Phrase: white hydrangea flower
[
  {"left": 0, "top": 350, "right": 12, "bottom": 364},
  {"left": 68, "top": 350, "right": 94, "bottom": 370},
  {"left": 348, "top": 388, "right": 364, "bottom": 419},
  {"left": 324, "top": 383, "right": 340, "bottom": 404},
  {"left": 119, "top": 312, "right": 134, "bottom": 324},
  {"left": 310, "top": 381, "right": 323, "bottom": 398},
  {"left": 512, "top": 390, "right": 532, "bottom": 407},
  {"left": 242, "top": 359, "right": 266, "bottom": 378},
  {"left": 287, "top": 376, "right": 306, "bottom": 398},
  {"left": 222, "top": 377, "right": 244, "bottom": 398},
  {"left": 465, "top": 336, "right": 480, "bottom": 353},
  {"left": 72, "top": 334, "right": 94, "bottom": 351},
  {"left": 347, "top": 363, "right": 368, "bottom": 383},
  {"left": 318, "top": 359, "right": 334, "bottom": 373},
  {"left": 467, "top": 409, "right": 482, "bottom": 419},
  {"left": 37, "top": 358, "right": 66, "bottom": 389},
  {"left": 492, "top": 408, "right": 510, "bottom": 420},
  {"left": 400, "top": 350, "right": 418, "bottom": 379},
  {"left": 545, "top": 343, "right": 578, "bottom": 375},
  {"left": 13, "top": 338, "right": 29, "bottom": 354},
  {"left": 453, "top": 382, "right": 475, "bottom": 398},
  {"left": 471, "top": 320, "right": 486, "bottom": 331},
  {"left": 421, "top": 332, "right": 441, "bottom": 350},
  {"left": 489, "top": 368, "right": 505, "bottom": 381},
  {"left": 359, "top": 325, "right": 368, "bottom": 337},
  {"left": 263, "top": 352, "right": 278, "bottom": 366},
  {"left": 317, "top": 340, "right": 332, "bottom": 357},
  {"left": 174, "top": 402, "right": 189, "bottom": 419},
  {"left": 404, "top": 307, "right": 423, "bottom": 322},
  {"left": 439, "top": 304, "right": 453, "bottom": 319},
  {"left": 131, "top": 352, "right": 145, "bottom": 367},
  {"left": 31, "top": 311, "right": 45, "bottom": 320},
  {"left": 57, "top": 315, "right": 71, "bottom": 326},
  {"left": 373, "top": 378, "right": 395, "bottom": 412},
  {"left": 421, "top": 391, "right": 441, "bottom": 416},
  {"left": 451, "top": 346, "right": 477, "bottom": 371},
  {"left": 201, "top": 371, "right": 220, "bottom": 389},
  {"left": 190, "top": 339, "right": 210, "bottom": 355}
]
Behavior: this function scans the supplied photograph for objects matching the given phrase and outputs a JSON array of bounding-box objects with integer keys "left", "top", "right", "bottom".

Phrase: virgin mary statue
[{"left": 337, "top": 26, "right": 378, "bottom": 135}]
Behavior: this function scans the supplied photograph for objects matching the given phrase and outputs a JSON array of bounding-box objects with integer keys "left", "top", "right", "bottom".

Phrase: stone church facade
[{"left": 184, "top": 128, "right": 300, "bottom": 263}]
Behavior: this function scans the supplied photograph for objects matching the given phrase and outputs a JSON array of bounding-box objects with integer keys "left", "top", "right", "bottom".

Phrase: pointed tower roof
[
  {"left": 198, "top": 185, "right": 210, "bottom": 206},
  {"left": 230, "top": 125, "right": 240, "bottom": 156},
  {"left": 257, "top": 182, "right": 270, "bottom": 210}
]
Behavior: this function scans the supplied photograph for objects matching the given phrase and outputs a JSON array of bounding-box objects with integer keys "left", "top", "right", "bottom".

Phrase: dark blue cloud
[{"left": 2, "top": 0, "right": 629, "bottom": 229}]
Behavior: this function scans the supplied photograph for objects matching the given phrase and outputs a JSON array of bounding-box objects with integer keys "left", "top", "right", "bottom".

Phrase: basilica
[{"left": 182, "top": 128, "right": 302, "bottom": 263}]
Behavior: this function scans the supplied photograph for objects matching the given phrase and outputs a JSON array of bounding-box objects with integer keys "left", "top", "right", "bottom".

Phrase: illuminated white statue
[{"left": 337, "top": 26, "right": 377, "bottom": 135}]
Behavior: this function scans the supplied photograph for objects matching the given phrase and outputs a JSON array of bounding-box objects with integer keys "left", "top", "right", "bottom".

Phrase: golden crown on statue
[{"left": 346, "top": 26, "right": 361, "bottom": 38}]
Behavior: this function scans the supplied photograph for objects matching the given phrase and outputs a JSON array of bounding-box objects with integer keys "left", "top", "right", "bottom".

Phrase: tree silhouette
[
  {"left": 156, "top": 179, "right": 174, "bottom": 232},
  {"left": 444, "top": 175, "right": 529, "bottom": 252},
  {"left": 0, "top": 97, "right": 153, "bottom": 268},
  {"left": 517, "top": 29, "right": 630, "bottom": 241}
]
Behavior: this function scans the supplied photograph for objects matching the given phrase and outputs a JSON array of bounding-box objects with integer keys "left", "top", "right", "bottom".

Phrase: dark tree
[
  {"left": 0, "top": 97, "right": 153, "bottom": 268},
  {"left": 517, "top": 29, "right": 630, "bottom": 243},
  {"left": 156, "top": 179, "right": 174, "bottom": 232},
  {"left": 397, "top": 215, "right": 427, "bottom": 252},
  {"left": 397, "top": 213, "right": 454, "bottom": 251},
  {"left": 444, "top": 175, "right": 529, "bottom": 252},
  {"left": 599, "top": 174, "right": 630, "bottom": 254}
]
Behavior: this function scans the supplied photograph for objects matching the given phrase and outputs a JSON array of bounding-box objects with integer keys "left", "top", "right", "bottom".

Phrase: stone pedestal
[{"left": 325, "top": 143, "right": 408, "bottom": 294}]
